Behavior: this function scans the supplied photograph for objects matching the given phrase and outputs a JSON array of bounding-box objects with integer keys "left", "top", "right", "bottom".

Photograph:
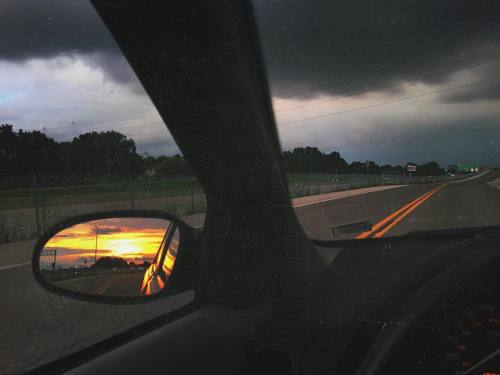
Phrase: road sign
[
  {"left": 41, "top": 249, "right": 57, "bottom": 270},
  {"left": 41, "top": 249, "right": 56, "bottom": 256},
  {"left": 406, "top": 164, "right": 417, "bottom": 172}
]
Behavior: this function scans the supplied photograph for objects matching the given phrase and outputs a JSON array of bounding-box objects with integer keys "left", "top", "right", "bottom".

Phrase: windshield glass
[
  {"left": 2, "top": 1, "right": 500, "bottom": 373},
  {"left": 0, "top": 2, "right": 202, "bottom": 373},
  {"left": 253, "top": 0, "right": 500, "bottom": 240}
]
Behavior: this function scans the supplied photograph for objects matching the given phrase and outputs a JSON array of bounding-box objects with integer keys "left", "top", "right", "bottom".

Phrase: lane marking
[
  {"left": 373, "top": 184, "right": 446, "bottom": 238},
  {"left": 356, "top": 184, "right": 445, "bottom": 239},
  {"left": 448, "top": 170, "right": 491, "bottom": 183},
  {"left": 292, "top": 185, "right": 405, "bottom": 208},
  {"left": 356, "top": 188, "right": 436, "bottom": 239},
  {"left": 0, "top": 261, "right": 31, "bottom": 272},
  {"left": 94, "top": 276, "right": 121, "bottom": 295}
]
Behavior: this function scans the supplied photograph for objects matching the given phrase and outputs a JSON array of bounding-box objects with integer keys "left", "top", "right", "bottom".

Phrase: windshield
[
  {"left": 1, "top": 0, "right": 500, "bottom": 373},
  {"left": 0, "top": 1, "right": 201, "bottom": 373},
  {"left": 252, "top": 0, "right": 500, "bottom": 240}
]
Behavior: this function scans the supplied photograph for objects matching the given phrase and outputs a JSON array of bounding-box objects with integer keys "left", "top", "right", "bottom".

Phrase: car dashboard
[
  {"left": 307, "top": 228, "right": 500, "bottom": 375},
  {"left": 31, "top": 229, "right": 500, "bottom": 375},
  {"left": 378, "top": 261, "right": 500, "bottom": 374}
]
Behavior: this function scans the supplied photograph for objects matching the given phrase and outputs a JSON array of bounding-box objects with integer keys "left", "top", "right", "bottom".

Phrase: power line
[
  {"left": 129, "top": 129, "right": 171, "bottom": 139},
  {"left": 43, "top": 114, "right": 161, "bottom": 131},
  {"left": 279, "top": 77, "right": 500, "bottom": 126},
  {"left": 275, "top": 58, "right": 500, "bottom": 113},
  {"left": 45, "top": 120, "right": 165, "bottom": 138}
]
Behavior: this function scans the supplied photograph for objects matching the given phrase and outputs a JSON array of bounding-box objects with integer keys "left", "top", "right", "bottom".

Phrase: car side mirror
[{"left": 32, "top": 210, "right": 199, "bottom": 304}]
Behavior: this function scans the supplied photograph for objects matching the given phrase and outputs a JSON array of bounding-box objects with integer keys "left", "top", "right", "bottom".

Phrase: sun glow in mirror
[{"left": 39, "top": 217, "right": 180, "bottom": 298}]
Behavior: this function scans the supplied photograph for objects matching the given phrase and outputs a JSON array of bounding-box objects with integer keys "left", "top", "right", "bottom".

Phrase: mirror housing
[{"left": 32, "top": 210, "right": 200, "bottom": 304}]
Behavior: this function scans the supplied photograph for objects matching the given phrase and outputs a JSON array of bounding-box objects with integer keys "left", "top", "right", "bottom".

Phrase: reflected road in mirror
[{"left": 39, "top": 217, "right": 179, "bottom": 297}]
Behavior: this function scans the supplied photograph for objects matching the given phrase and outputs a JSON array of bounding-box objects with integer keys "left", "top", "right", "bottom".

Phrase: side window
[
  {"left": 0, "top": 2, "right": 204, "bottom": 373},
  {"left": 162, "top": 226, "right": 180, "bottom": 277},
  {"left": 153, "top": 222, "right": 174, "bottom": 268}
]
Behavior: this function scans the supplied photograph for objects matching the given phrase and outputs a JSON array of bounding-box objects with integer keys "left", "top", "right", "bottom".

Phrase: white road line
[
  {"left": 448, "top": 170, "right": 491, "bottom": 183},
  {"left": 488, "top": 177, "right": 500, "bottom": 189},
  {"left": 1, "top": 175, "right": 486, "bottom": 272},
  {"left": 0, "top": 262, "right": 30, "bottom": 271},
  {"left": 292, "top": 185, "right": 405, "bottom": 208}
]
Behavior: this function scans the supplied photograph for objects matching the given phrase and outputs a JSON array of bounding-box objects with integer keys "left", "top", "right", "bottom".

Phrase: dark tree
[
  {"left": 91, "top": 256, "right": 128, "bottom": 270},
  {"left": 416, "top": 161, "right": 444, "bottom": 176},
  {"left": 281, "top": 147, "right": 349, "bottom": 173},
  {"left": 380, "top": 164, "right": 404, "bottom": 175},
  {"left": 0, "top": 124, "right": 17, "bottom": 174},
  {"left": 0, "top": 125, "right": 60, "bottom": 175},
  {"left": 70, "top": 131, "right": 142, "bottom": 177},
  {"left": 16, "top": 130, "right": 60, "bottom": 175}
]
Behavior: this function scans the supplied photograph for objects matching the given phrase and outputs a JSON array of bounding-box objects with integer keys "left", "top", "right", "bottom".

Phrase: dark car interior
[{"left": 27, "top": 1, "right": 500, "bottom": 374}]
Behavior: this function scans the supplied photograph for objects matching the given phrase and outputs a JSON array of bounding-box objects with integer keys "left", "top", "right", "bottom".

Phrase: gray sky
[{"left": 1, "top": 0, "right": 500, "bottom": 166}]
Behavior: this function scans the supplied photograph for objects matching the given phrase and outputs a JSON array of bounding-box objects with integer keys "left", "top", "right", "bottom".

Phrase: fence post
[
  {"left": 32, "top": 175, "right": 41, "bottom": 237},
  {"left": 129, "top": 182, "right": 135, "bottom": 209},
  {"left": 190, "top": 179, "right": 195, "bottom": 214}
]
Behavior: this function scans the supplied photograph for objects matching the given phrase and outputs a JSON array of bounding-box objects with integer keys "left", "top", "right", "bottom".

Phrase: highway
[
  {"left": 52, "top": 271, "right": 145, "bottom": 297},
  {"left": 295, "top": 171, "right": 500, "bottom": 240},
  {"left": 1, "top": 171, "right": 500, "bottom": 373}
]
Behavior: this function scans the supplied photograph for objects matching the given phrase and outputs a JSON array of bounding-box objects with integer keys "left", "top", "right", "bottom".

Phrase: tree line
[
  {"left": 280, "top": 146, "right": 445, "bottom": 176},
  {"left": 0, "top": 124, "right": 445, "bottom": 181},
  {"left": 0, "top": 124, "right": 191, "bottom": 179}
]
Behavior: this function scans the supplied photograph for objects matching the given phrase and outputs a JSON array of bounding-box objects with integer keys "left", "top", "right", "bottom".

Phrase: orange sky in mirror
[{"left": 43, "top": 218, "right": 168, "bottom": 265}]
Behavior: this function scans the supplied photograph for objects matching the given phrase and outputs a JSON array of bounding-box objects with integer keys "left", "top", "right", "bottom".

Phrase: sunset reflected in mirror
[{"left": 39, "top": 217, "right": 180, "bottom": 297}]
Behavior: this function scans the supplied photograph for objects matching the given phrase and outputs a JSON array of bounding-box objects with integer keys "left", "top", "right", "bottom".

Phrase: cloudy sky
[{"left": 1, "top": 0, "right": 500, "bottom": 166}]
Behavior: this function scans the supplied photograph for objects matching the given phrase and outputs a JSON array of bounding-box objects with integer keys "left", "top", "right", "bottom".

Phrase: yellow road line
[
  {"left": 373, "top": 184, "right": 446, "bottom": 238},
  {"left": 94, "top": 276, "right": 120, "bottom": 295},
  {"left": 356, "top": 184, "right": 445, "bottom": 239},
  {"left": 356, "top": 188, "right": 435, "bottom": 239}
]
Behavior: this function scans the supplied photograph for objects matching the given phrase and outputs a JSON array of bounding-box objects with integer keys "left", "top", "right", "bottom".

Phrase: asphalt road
[
  {"left": 1, "top": 171, "right": 499, "bottom": 373},
  {"left": 295, "top": 170, "right": 500, "bottom": 240},
  {"left": 52, "top": 271, "right": 145, "bottom": 297}
]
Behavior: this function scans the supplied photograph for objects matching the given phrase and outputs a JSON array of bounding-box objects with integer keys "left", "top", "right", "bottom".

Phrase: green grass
[
  {"left": 0, "top": 174, "right": 336, "bottom": 201},
  {"left": 0, "top": 172, "right": 421, "bottom": 202},
  {"left": 0, "top": 177, "right": 199, "bottom": 200},
  {"left": 286, "top": 173, "right": 334, "bottom": 184}
]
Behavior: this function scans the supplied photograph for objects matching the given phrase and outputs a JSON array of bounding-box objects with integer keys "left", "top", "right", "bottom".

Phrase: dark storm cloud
[
  {"left": 0, "top": 0, "right": 114, "bottom": 60},
  {"left": 80, "top": 52, "right": 140, "bottom": 90},
  {"left": 442, "top": 82, "right": 500, "bottom": 103},
  {"left": 4, "top": 0, "right": 500, "bottom": 100},
  {"left": 0, "top": 0, "right": 139, "bottom": 88},
  {"left": 89, "top": 226, "right": 122, "bottom": 235},
  {"left": 253, "top": 0, "right": 500, "bottom": 99},
  {"left": 441, "top": 63, "right": 500, "bottom": 103}
]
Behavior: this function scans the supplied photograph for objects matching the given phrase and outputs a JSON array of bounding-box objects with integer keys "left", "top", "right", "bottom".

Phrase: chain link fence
[
  {"left": 0, "top": 172, "right": 472, "bottom": 244},
  {"left": 0, "top": 175, "right": 206, "bottom": 244},
  {"left": 287, "top": 173, "right": 471, "bottom": 198}
]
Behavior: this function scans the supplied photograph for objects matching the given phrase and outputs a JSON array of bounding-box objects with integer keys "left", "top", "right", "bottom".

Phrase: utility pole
[
  {"left": 106, "top": 150, "right": 111, "bottom": 179},
  {"left": 32, "top": 174, "right": 41, "bottom": 236},
  {"left": 94, "top": 225, "right": 99, "bottom": 266}
]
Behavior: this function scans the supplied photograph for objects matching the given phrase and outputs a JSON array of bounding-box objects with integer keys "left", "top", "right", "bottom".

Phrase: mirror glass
[{"left": 38, "top": 217, "right": 180, "bottom": 297}]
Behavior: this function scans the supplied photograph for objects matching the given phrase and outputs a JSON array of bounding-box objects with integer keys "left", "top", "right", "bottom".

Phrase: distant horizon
[
  {"left": 2, "top": 123, "right": 494, "bottom": 169},
  {"left": 1, "top": 0, "right": 499, "bottom": 168}
]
